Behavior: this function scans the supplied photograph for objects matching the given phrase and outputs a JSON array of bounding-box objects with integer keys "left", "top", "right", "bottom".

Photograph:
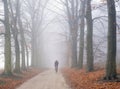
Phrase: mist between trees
[{"left": 0, "top": 0, "right": 120, "bottom": 80}]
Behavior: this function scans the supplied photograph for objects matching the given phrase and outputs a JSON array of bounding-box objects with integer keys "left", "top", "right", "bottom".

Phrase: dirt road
[{"left": 16, "top": 70, "right": 71, "bottom": 89}]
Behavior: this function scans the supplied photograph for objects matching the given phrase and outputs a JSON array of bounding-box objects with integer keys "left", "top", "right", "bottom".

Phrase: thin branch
[{"left": 93, "top": 16, "right": 108, "bottom": 21}]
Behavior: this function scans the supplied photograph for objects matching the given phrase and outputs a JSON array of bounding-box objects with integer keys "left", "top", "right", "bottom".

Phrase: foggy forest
[{"left": 0, "top": 0, "right": 120, "bottom": 89}]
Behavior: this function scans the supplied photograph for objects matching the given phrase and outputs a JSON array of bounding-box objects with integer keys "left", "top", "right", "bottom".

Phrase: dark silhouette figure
[{"left": 54, "top": 60, "right": 59, "bottom": 73}]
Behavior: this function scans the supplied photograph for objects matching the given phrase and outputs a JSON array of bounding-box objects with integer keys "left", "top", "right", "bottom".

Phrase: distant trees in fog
[
  {"left": 0, "top": 0, "right": 48, "bottom": 75},
  {"left": 60, "top": 0, "right": 118, "bottom": 80},
  {"left": 0, "top": 0, "right": 119, "bottom": 80}
]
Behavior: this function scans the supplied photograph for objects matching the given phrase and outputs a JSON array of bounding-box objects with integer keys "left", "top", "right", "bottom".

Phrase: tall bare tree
[
  {"left": 86, "top": 0, "right": 94, "bottom": 72},
  {"left": 24, "top": 0, "right": 48, "bottom": 67},
  {"left": 78, "top": 0, "right": 86, "bottom": 69},
  {"left": 104, "top": 0, "right": 117, "bottom": 80},
  {"left": 18, "top": 16, "right": 26, "bottom": 70},
  {"left": 9, "top": 0, "right": 21, "bottom": 73},
  {"left": 65, "top": 0, "right": 80, "bottom": 67},
  {"left": 3, "top": 0, "right": 12, "bottom": 75}
]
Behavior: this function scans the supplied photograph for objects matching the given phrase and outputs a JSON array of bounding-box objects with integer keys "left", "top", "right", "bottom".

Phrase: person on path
[{"left": 54, "top": 60, "right": 59, "bottom": 73}]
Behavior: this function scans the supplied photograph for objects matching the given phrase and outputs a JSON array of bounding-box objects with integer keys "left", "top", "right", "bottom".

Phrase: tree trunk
[
  {"left": 16, "top": 2, "right": 26, "bottom": 70},
  {"left": 14, "top": 37, "right": 20, "bottom": 73},
  {"left": 86, "top": 0, "right": 94, "bottom": 72},
  {"left": 104, "top": 0, "right": 117, "bottom": 80},
  {"left": 25, "top": 40, "right": 29, "bottom": 68},
  {"left": 65, "top": 0, "right": 78, "bottom": 68},
  {"left": 71, "top": 32, "right": 77, "bottom": 67},
  {"left": 11, "top": 0, "right": 21, "bottom": 73},
  {"left": 20, "top": 27, "right": 26, "bottom": 70},
  {"left": 18, "top": 19, "right": 26, "bottom": 70},
  {"left": 3, "top": 0, "right": 12, "bottom": 75},
  {"left": 78, "top": 0, "right": 86, "bottom": 69}
]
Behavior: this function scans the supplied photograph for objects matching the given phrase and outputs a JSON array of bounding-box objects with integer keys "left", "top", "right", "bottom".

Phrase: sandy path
[{"left": 16, "top": 70, "right": 71, "bottom": 89}]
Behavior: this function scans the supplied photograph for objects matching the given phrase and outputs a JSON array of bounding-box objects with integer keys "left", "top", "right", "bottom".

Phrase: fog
[
  {"left": 0, "top": 0, "right": 120, "bottom": 89},
  {"left": 0, "top": 0, "right": 120, "bottom": 69},
  {"left": 39, "top": 0, "right": 102, "bottom": 68},
  {"left": 32, "top": 0, "right": 69, "bottom": 68}
]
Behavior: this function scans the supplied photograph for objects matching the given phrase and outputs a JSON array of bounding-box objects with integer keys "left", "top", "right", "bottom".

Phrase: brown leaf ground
[
  {"left": 62, "top": 68, "right": 120, "bottom": 89},
  {"left": 0, "top": 68, "right": 42, "bottom": 89}
]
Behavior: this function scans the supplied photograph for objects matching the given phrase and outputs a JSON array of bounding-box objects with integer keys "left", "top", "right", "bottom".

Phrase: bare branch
[{"left": 93, "top": 16, "right": 108, "bottom": 21}]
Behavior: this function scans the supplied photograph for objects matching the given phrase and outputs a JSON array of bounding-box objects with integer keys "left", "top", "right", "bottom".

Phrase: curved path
[{"left": 16, "top": 70, "right": 71, "bottom": 89}]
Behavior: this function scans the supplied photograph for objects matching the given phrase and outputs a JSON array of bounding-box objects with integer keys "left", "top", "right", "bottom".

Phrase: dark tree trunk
[
  {"left": 3, "top": 0, "right": 12, "bottom": 75},
  {"left": 78, "top": 0, "right": 86, "bottom": 69},
  {"left": 104, "top": 0, "right": 117, "bottom": 80},
  {"left": 71, "top": 0, "right": 78, "bottom": 68},
  {"left": 86, "top": 0, "right": 94, "bottom": 72},
  {"left": 71, "top": 31, "right": 77, "bottom": 67}
]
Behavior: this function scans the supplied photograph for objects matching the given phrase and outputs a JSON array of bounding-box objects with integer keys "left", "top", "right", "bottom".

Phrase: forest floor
[
  {"left": 0, "top": 68, "right": 42, "bottom": 89},
  {"left": 1, "top": 67, "right": 120, "bottom": 89},
  {"left": 62, "top": 67, "right": 120, "bottom": 89}
]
